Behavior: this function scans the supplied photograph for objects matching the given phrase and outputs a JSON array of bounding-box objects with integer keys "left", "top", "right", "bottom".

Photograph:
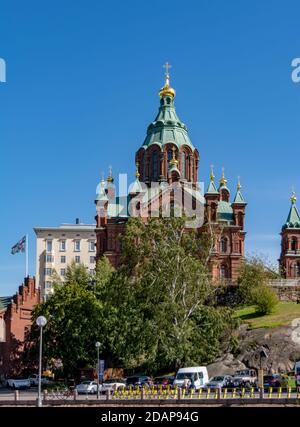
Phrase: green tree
[
  {"left": 237, "top": 256, "right": 279, "bottom": 313},
  {"left": 101, "top": 217, "right": 237, "bottom": 372},
  {"left": 30, "top": 263, "right": 104, "bottom": 377}
]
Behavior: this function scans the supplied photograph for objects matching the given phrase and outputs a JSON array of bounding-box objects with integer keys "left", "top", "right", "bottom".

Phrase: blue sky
[{"left": 1, "top": 0, "right": 300, "bottom": 295}]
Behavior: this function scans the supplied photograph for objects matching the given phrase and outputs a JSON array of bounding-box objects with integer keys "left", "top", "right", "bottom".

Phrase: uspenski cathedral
[{"left": 94, "top": 64, "right": 247, "bottom": 282}]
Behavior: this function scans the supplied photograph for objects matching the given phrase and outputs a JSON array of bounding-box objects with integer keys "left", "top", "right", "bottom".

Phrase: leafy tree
[
  {"left": 29, "top": 263, "right": 105, "bottom": 377},
  {"left": 101, "top": 217, "right": 237, "bottom": 372},
  {"left": 237, "top": 256, "right": 279, "bottom": 313}
]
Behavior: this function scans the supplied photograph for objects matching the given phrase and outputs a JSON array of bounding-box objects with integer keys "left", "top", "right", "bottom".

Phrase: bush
[{"left": 252, "top": 285, "right": 278, "bottom": 315}]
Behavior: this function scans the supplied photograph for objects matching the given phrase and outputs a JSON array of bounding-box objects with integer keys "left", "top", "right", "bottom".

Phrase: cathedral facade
[
  {"left": 95, "top": 67, "right": 246, "bottom": 282},
  {"left": 279, "top": 192, "right": 300, "bottom": 278}
]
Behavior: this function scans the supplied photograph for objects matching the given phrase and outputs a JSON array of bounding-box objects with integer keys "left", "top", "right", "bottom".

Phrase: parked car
[
  {"left": 28, "top": 374, "right": 52, "bottom": 386},
  {"left": 263, "top": 374, "right": 283, "bottom": 388},
  {"left": 6, "top": 378, "right": 31, "bottom": 389},
  {"left": 101, "top": 379, "right": 126, "bottom": 394},
  {"left": 153, "top": 375, "right": 175, "bottom": 387},
  {"left": 205, "top": 375, "right": 233, "bottom": 389},
  {"left": 232, "top": 369, "right": 257, "bottom": 388},
  {"left": 173, "top": 367, "right": 209, "bottom": 390},
  {"left": 75, "top": 381, "right": 99, "bottom": 394},
  {"left": 125, "top": 376, "right": 153, "bottom": 388}
]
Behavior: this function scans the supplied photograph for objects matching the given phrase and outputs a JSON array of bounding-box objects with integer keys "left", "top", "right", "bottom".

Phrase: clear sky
[{"left": 1, "top": 0, "right": 300, "bottom": 295}]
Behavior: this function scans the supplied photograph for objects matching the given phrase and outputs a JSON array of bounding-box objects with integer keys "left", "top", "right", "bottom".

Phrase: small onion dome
[
  {"left": 159, "top": 62, "right": 176, "bottom": 98},
  {"left": 95, "top": 178, "right": 108, "bottom": 201},
  {"left": 219, "top": 167, "right": 228, "bottom": 186},
  {"left": 106, "top": 165, "right": 114, "bottom": 183},
  {"left": 169, "top": 147, "right": 178, "bottom": 167}
]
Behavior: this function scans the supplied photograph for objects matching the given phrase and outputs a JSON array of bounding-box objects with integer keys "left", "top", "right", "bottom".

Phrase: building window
[
  {"left": 291, "top": 238, "right": 297, "bottom": 251},
  {"left": 181, "top": 152, "right": 186, "bottom": 178},
  {"left": 295, "top": 263, "right": 300, "bottom": 277},
  {"left": 75, "top": 256, "right": 80, "bottom": 263},
  {"left": 45, "top": 281, "right": 52, "bottom": 289},
  {"left": 74, "top": 240, "right": 81, "bottom": 251},
  {"left": 152, "top": 151, "right": 158, "bottom": 180},
  {"left": 90, "top": 269, "right": 95, "bottom": 276},
  {"left": 61, "top": 256, "right": 66, "bottom": 263},
  {"left": 60, "top": 268, "right": 66, "bottom": 277},
  {"left": 90, "top": 256, "right": 96, "bottom": 264},
  {"left": 220, "top": 237, "right": 228, "bottom": 253},
  {"left": 167, "top": 149, "right": 173, "bottom": 170},
  {"left": 46, "top": 240, "right": 52, "bottom": 253},
  {"left": 220, "top": 264, "right": 227, "bottom": 279},
  {"left": 44, "top": 268, "right": 52, "bottom": 276},
  {"left": 45, "top": 254, "right": 53, "bottom": 263},
  {"left": 60, "top": 240, "right": 66, "bottom": 251},
  {"left": 89, "top": 240, "right": 95, "bottom": 252}
]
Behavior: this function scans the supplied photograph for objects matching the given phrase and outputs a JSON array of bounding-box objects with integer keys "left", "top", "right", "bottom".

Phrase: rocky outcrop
[{"left": 208, "top": 322, "right": 300, "bottom": 376}]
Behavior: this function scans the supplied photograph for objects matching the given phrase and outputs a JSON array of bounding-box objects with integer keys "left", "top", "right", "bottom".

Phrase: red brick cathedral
[
  {"left": 279, "top": 191, "right": 300, "bottom": 278},
  {"left": 95, "top": 67, "right": 246, "bottom": 281}
]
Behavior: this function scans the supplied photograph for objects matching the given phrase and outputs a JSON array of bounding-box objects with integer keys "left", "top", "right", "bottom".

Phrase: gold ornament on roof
[
  {"left": 135, "top": 161, "right": 140, "bottom": 179},
  {"left": 219, "top": 167, "right": 227, "bottom": 186},
  {"left": 169, "top": 146, "right": 178, "bottom": 167},
  {"left": 291, "top": 191, "right": 297, "bottom": 205},
  {"left": 159, "top": 62, "right": 176, "bottom": 98},
  {"left": 237, "top": 176, "right": 241, "bottom": 190},
  {"left": 100, "top": 172, "right": 105, "bottom": 191},
  {"left": 210, "top": 165, "right": 215, "bottom": 181},
  {"left": 107, "top": 165, "right": 114, "bottom": 183}
]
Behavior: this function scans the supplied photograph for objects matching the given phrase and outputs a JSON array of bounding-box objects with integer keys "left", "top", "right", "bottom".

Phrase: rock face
[
  {"left": 207, "top": 354, "right": 247, "bottom": 378},
  {"left": 208, "top": 323, "right": 300, "bottom": 376}
]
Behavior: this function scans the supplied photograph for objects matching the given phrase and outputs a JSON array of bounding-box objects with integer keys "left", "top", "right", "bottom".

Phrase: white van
[
  {"left": 173, "top": 367, "right": 209, "bottom": 390},
  {"left": 295, "top": 361, "right": 300, "bottom": 386}
]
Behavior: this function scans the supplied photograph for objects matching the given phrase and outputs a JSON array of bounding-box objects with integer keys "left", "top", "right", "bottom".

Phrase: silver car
[
  {"left": 205, "top": 375, "right": 233, "bottom": 389},
  {"left": 75, "top": 381, "right": 99, "bottom": 394}
]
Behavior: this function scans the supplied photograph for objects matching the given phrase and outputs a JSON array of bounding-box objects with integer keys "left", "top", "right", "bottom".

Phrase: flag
[{"left": 11, "top": 236, "right": 26, "bottom": 255}]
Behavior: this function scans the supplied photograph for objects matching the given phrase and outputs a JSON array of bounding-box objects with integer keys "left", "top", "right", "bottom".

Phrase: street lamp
[
  {"left": 36, "top": 316, "right": 47, "bottom": 407},
  {"left": 95, "top": 342, "right": 101, "bottom": 399}
]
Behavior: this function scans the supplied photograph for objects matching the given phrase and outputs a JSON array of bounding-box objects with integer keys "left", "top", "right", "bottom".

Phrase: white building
[{"left": 34, "top": 219, "right": 96, "bottom": 300}]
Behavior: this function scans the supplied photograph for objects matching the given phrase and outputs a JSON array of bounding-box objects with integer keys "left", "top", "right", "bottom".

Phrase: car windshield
[
  {"left": 176, "top": 373, "right": 195, "bottom": 380},
  {"left": 210, "top": 376, "right": 224, "bottom": 382},
  {"left": 235, "top": 371, "right": 249, "bottom": 376},
  {"left": 81, "top": 381, "right": 92, "bottom": 385}
]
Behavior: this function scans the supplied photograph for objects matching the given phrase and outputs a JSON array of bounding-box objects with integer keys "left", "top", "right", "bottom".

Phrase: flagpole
[{"left": 25, "top": 234, "right": 29, "bottom": 278}]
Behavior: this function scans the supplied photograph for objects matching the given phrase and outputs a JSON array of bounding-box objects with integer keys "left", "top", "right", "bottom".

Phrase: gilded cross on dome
[{"left": 159, "top": 62, "right": 176, "bottom": 98}]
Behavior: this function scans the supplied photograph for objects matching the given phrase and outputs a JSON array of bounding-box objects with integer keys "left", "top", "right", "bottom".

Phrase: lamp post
[
  {"left": 36, "top": 316, "right": 47, "bottom": 407},
  {"left": 95, "top": 342, "right": 101, "bottom": 399}
]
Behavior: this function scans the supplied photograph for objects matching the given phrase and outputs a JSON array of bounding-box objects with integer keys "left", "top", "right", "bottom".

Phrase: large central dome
[
  {"left": 142, "top": 95, "right": 195, "bottom": 151},
  {"left": 136, "top": 67, "right": 199, "bottom": 184}
]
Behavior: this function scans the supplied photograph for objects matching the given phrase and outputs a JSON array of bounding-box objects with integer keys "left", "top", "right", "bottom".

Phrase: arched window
[
  {"left": 220, "top": 237, "right": 228, "bottom": 253},
  {"left": 221, "top": 189, "right": 230, "bottom": 202},
  {"left": 211, "top": 203, "right": 217, "bottom": 222},
  {"left": 291, "top": 237, "right": 297, "bottom": 251},
  {"left": 167, "top": 149, "right": 173, "bottom": 170},
  {"left": 152, "top": 151, "right": 158, "bottom": 180},
  {"left": 181, "top": 152, "right": 186, "bottom": 178},
  {"left": 296, "top": 263, "right": 300, "bottom": 277},
  {"left": 220, "top": 264, "right": 227, "bottom": 279},
  {"left": 238, "top": 212, "right": 243, "bottom": 227}
]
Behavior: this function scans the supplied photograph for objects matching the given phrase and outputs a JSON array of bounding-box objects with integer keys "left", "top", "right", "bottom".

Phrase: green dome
[{"left": 142, "top": 96, "right": 195, "bottom": 151}]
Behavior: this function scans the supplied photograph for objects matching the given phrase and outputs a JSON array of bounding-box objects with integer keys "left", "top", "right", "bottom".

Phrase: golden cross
[{"left": 163, "top": 62, "right": 172, "bottom": 77}]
